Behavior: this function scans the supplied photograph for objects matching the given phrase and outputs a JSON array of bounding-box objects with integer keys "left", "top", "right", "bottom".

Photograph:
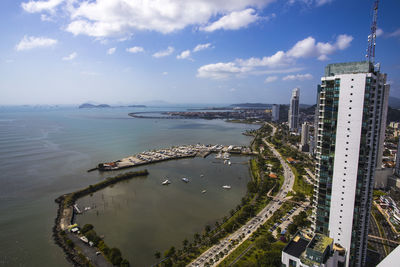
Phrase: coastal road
[{"left": 188, "top": 139, "right": 295, "bottom": 267}]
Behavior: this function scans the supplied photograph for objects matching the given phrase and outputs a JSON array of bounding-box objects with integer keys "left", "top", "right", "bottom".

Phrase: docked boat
[
  {"left": 215, "top": 152, "right": 223, "bottom": 159},
  {"left": 228, "top": 161, "right": 231, "bottom": 166},
  {"left": 201, "top": 190, "right": 207, "bottom": 194},
  {"left": 223, "top": 152, "right": 230, "bottom": 160},
  {"left": 162, "top": 179, "right": 171, "bottom": 185},
  {"left": 182, "top": 177, "right": 189, "bottom": 183},
  {"left": 222, "top": 185, "right": 231, "bottom": 189}
]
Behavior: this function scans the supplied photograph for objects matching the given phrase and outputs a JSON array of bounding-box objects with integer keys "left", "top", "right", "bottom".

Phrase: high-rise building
[
  {"left": 288, "top": 88, "right": 300, "bottom": 131},
  {"left": 300, "top": 122, "right": 309, "bottom": 152},
  {"left": 272, "top": 104, "right": 280, "bottom": 122},
  {"left": 396, "top": 140, "right": 400, "bottom": 176},
  {"left": 313, "top": 61, "right": 390, "bottom": 267}
]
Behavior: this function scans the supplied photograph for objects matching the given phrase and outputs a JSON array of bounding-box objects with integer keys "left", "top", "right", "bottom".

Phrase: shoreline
[{"left": 53, "top": 170, "right": 149, "bottom": 266}]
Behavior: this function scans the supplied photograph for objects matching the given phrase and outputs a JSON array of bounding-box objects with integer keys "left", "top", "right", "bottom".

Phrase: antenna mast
[{"left": 366, "top": 0, "right": 379, "bottom": 64}]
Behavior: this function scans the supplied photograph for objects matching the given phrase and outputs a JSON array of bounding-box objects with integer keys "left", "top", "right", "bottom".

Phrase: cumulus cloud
[
  {"left": 126, "top": 46, "right": 144, "bottom": 53},
  {"left": 287, "top": 34, "right": 353, "bottom": 60},
  {"left": 15, "top": 36, "right": 57, "bottom": 51},
  {"left": 177, "top": 50, "right": 191, "bottom": 60},
  {"left": 264, "top": 76, "right": 278, "bottom": 83},
  {"left": 201, "top": 8, "right": 260, "bottom": 32},
  {"left": 21, "top": 0, "right": 63, "bottom": 13},
  {"left": 193, "top": 43, "right": 211, "bottom": 52},
  {"left": 107, "top": 47, "right": 116, "bottom": 55},
  {"left": 197, "top": 35, "right": 352, "bottom": 79},
  {"left": 62, "top": 52, "right": 77, "bottom": 61},
  {"left": 23, "top": 0, "right": 275, "bottom": 37},
  {"left": 153, "top": 46, "right": 174, "bottom": 58},
  {"left": 282, "top": 73, "right": 313, "bottom": 81},
  {"left": 288, "top": 0, "right": 333, "bottom": 7},
  {"left": 162, "top": 72, "right": 168, "bottom": 75}
]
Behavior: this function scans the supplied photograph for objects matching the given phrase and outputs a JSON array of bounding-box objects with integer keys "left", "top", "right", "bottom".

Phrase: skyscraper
[
  {"left": 396, "top": 140, "right": 400, "bottom": 176},
  {"left": 313, "top": 61, "right": 390, "bottom": 267},
  {"left": 288, "top": 88, "right": 300, "bottom": 131},
  {"left": 300, "top": 122, "right": 309, "bottom": 152},
  {"left": 272, "top": 104, "right": 280, "bottom": 122}
]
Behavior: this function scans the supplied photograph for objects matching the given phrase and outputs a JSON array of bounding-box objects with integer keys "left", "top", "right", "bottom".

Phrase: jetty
[{"left": 95, "top": 144, "right": 253, "bottom": 171}]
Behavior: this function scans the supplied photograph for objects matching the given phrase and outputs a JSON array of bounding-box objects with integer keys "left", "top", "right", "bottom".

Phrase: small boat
[
  {"left": 182, "top": 177, "right": 189, "bottom": 183},
  {"left": 224, "top": 160, "right": 228, "bottom": 164},
  {"left": 162, "top": 179, "right": 171, "bottom": 185},
  {"left": 202, "top": 190, "right": 207, "bottom": 194},
  {"left": 228, "top": 161, "right": 231, "bottom": 166},
  {"left": 222, "top": 185, "right": 231, "bottom": 189},
  {"left": 84, "top": 207, "right": 91, "bottom": 211},
  {"left": 200, "top": 174, "right": 204, "bottom": 177}
]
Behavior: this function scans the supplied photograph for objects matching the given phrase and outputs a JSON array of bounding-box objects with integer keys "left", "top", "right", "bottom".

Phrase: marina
[{"left": 96, "top": 144, "right": 253, "bottom": 171}]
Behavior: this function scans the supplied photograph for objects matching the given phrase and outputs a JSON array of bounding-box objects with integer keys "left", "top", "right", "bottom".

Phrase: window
[
  {"left": 350, "top": 100, "right": 353, "bottom": 103},
  {"left": 350, "top": 93, "right": 353, "bottom": 96},
  {"left": 351, "top": 86, "right": 354, "bottom": 88}
]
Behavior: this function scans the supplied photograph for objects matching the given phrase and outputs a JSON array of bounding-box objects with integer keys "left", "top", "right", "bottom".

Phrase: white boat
[
  {"left": 182, "top": 177, "right": 189, "bottom": 183},
  {"left": 215, "top": 152, "right": 223, "bottom": 159},
  {"left": 228, "top": 161, "right": 231, "bottom": 166},
  {"left": 200, "top": 174, "right": 204, "bottom": 177},
  {"left": 201, "top": 190, "right": 207, "bottom": 194},
  {"left": 222, "top": 185, "right": 231, "bottom": 189},
  {"left": 162, "top": 179, "right": 171, "bottom": 185},
  {"left": 224, "top": 160, "right": 228, "bottom": 164},
  {"left": 223, "top": 152, "right": 230, "bottom": 160}
]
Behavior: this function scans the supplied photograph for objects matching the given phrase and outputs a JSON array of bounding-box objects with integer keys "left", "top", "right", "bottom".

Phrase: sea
[{"left": 0, "top": 106, "right": 258, "bottom": 267}]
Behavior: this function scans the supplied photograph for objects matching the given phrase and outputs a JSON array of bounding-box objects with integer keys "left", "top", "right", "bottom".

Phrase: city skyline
[{"left": 0, "top": 0, "right": 400, "bottom": 105}]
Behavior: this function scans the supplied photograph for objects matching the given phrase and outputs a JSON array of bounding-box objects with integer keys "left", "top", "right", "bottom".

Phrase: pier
[{"left": 95, "top": 144, "right": 253, "bottom": 171}]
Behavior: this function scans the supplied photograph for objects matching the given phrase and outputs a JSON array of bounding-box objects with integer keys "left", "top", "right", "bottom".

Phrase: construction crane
[{"left": 366, "top": 0, "right": 379, "bottom": 64}]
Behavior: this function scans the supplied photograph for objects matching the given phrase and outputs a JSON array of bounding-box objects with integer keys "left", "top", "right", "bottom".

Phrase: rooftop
[
  {"left": 283, "top": 232, "right": 312, "bottom": 258},
  {"left": 308, "top": 233, "right": 333, "bottom": 253},
  {"left": 324, "top": 61, "right": 374, "bottom": 77}
]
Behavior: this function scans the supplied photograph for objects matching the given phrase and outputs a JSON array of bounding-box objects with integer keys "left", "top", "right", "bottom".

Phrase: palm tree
[{"left": 154, "top": 251, "right": 161, "bottom": 259}]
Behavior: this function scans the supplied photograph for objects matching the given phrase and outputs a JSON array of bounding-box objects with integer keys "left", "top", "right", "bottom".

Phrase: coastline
[{"left": 53, "top": 170, "right": 149, "bottom": 266}]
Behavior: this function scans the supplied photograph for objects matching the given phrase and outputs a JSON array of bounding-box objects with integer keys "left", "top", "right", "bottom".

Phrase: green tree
[
  {"left": 81, "top": 224, "right": 94, "bottom": 234},
  {"left": 154, "top": 251, "right": 161, "bottom": 259}
]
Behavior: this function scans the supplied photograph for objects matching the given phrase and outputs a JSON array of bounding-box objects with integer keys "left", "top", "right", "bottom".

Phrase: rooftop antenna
[{"left": 366, "top": 0, "right": 379, "bottom": 65}]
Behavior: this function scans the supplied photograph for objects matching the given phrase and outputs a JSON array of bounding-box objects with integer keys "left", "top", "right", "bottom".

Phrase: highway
[{"left": 188, "top": 137, "right": 295, "bottom": 267}]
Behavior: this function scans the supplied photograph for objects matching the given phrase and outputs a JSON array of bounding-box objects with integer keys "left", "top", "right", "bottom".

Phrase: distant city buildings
[
  {"left": 288, "top": 88, "right": 300, "bottom": 132},
  {"left": 272, "top": 104, "right": 280, "bottom": 122},
  {"left": 313, "top": 61, "right": 390, "bottom": 267},
  {"left": 300, "top": 122, "right": 309, "bottom": 152}
]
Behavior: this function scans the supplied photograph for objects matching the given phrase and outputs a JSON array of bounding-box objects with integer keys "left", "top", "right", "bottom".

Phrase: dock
[{"left": 94, "top": 144, "right": 253, "bottom": 171}]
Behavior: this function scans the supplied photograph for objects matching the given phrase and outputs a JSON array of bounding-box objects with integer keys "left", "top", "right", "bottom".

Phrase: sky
[{"left": 0, "top": 0, "right": 399, "bottom": 105}]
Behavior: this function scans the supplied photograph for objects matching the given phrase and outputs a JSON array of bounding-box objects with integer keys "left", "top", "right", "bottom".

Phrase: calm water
[{"left": 0, "top": 107, "right": 257, "bottom": 267}]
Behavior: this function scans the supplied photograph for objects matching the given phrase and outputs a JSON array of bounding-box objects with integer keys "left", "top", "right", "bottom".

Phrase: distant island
[{"left": 78, "top": 103, "right": 146, "bottom": 109}]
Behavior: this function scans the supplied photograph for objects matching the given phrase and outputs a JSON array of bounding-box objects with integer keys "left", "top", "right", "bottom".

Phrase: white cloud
[
  {"left": 162, "top": 72, "right": 168, "bottom": 75},
  {"left": 389, "top": 28, "right": 400, "bottom": 38},
  {"left": 287, "top": 34, "right": 353, "bottom": 61},
  {"left": 177, "top": 50, "right": 191, "bottom": 60},
  {"left": 288, "top": 0, "right": 333, "bottom": 7},
  {"left": 264, "top": 76, "right": 278, "bottom": 83},
  {"left": 315, "top": 0, "right": 333, "bottom": 6},
  {"left": 107, "top": 47, "right": 116, "bottom": 55},
  {"left": 282, "top": 73, "right": 313, "bottom": 81},
  {"left": 198, "top": 35, "right": 352, "bottom": 79},
  {"left": 21, "top": 0, "right": 63, "bottom": 13},
  {"left": 15, "top": 36, "right": 58, "bottom": 51},
  {"left": 62, "top": 52, "right": 77, "bottom": 61},
  {"left": 193, "top": 43, "right": 211, "bottom": 52},
  {"left": 376, "top": 28, "right": 384, "bottom": 37},
  {"left": 201, "top": 8, "right": 260, "bottom": 32},
  {"left": 152, "top": 46, "right": 174, "bottom": 58},
  {"left": 34, "top": 0, "right": 274, "bottom": 37},
  {"left": 126, "top": 46, "right": 144, "bottom": 53}
]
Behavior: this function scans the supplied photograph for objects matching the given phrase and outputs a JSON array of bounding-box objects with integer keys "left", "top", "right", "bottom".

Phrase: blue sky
[{"left": 0, "top": 0, "right": 399, "bottom": 105}]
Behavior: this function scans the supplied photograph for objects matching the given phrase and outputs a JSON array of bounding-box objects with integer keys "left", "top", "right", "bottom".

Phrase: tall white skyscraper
[
  {"left": 288, "top": 88, "right": 300, "bottom": 131},
  {"left": 313, "top": 61, "right": 390, "bottom": 267},
  {"left": 272, "top": 104, "right": 280, "bottom": 122},
  {"left": 300, "top": 122, "right": 309, "bottom": 152}
]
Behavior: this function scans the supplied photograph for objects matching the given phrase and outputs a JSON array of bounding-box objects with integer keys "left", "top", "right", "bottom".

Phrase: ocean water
[{"left": 0, "top": 107, "right": 257, "bottom": 267}]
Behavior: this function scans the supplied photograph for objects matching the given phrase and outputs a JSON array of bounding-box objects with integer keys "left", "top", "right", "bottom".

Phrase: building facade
[
  {"left": 313, "top": 61, "right": 390, "bottom": 267},
  {"left": 289, "top": 88, "right": 300, "bottom": 131},
  {"left": 301, "top": 122, "right": 310, "bottom": 152},
  {"left": 272, "top": 104, "right": 280, "bottom": 122}
]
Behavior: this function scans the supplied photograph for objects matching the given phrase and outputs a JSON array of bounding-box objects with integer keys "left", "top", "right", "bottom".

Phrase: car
[{"left": 247, "top": 230, "right": 251, "bottom": 233}]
